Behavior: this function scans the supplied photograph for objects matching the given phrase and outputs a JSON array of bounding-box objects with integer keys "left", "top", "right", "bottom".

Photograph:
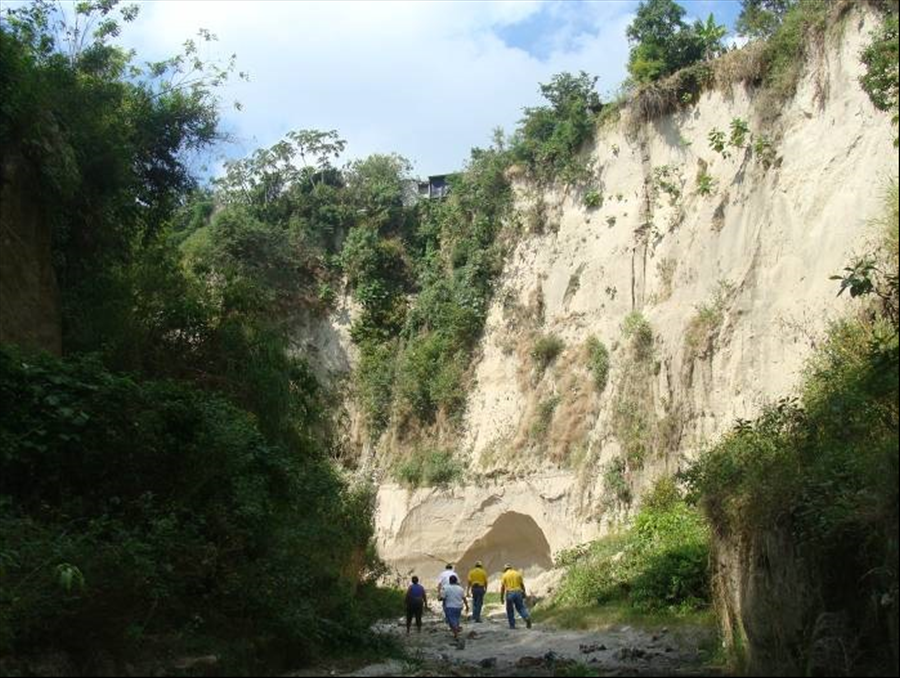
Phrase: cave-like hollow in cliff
[{"left": 455, "top": 511, "right": 553, "bottom": 581}]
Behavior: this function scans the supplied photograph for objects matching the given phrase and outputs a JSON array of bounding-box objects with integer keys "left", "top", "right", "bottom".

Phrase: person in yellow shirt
[
  {"left": 500, "top": 563, "right": 532, "bottom": 629},
  {"left": 466, "top": 560, "right": 488, "bottom": 623}
]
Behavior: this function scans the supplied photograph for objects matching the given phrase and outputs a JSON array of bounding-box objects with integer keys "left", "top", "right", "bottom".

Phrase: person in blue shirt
[{"left": 405, "top": 575, "right": 428, "bottom": 634}]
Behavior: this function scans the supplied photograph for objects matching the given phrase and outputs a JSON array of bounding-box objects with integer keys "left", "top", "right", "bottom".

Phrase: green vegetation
[
  {"left": 536, "top": 598, "right": 715, "bottom": 633},
  {"left": 860, "top": 11, "right": 899, "bottom": 146},
  {"left": 728, "top": 117, "right": 750, "bottom": 148},
  {"left": 737, "top": 0, "right": 794, "bottom": 39},
  {"left": 652, "top": 165, "right": 682, "bottom": 204},
  {"left": 0, "top": 350, "right": 377, "bottom": 667},
  {"left": 601, "top": 457, "right": 633, "bottom": 509},
  {"left": 0, "top": 2, "right": 389, "bottom": 671},
  {"left": 394, "top": 449, "right": 464, "bottom": 488},
  {"left": 610, "top": 313, "right": 659, "bottom": 471},
  {"left": 512, "top": 71, "right": 601, "bottom": 185},
  {"left": 696, "top": 171, "right": 717, "bottom": 196},
  {"left": 752, "top": 134, "right": 777, "bottom": 168},
  {"left": 532, "top": 333, "right": 566, "bottom": 373},
  {"left": 686, "top": 183, "right": 899, "bottom": 675},
  {"left": 611, "top": 398, "right": 654, "bottom": 468},
  {"left": 684, "top": 280, "right": 735, "bottom": 361},
  {"left": 338, "top": 136, "right": 512, "bottom": 439},
  {"left": 622, "top": 311, "right": 655, "bottom": 362},
  {"left": 626, "top": 1, "right": 896, "bottom": 130},
  {"left": 583, "top": 188, "right": 604, "bottom": 209},
  {"left": 550, "top": 479, "right": 711, "bottom": 615},
  {"left": 586, "top": 337, "right": 611, "bottom": 393},
  {"left": 755, "top": 0, "right": 831, "bottom": 105},
  {"left": 531, "top": 395, "right": 562, "bottom": 439},
  {"left": 626, "top": 0, "right": 726, "bottom": 84},
  {"left": 2, "top": 0, "right": 897, "bottom": 672},
  {"left": 707, "top": 127, "right": 730, "bottom": 158}
]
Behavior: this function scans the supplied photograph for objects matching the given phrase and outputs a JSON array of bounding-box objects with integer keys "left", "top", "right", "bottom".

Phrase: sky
[{"left": 116, "top": 0, "right": 744, "bottom": 178}]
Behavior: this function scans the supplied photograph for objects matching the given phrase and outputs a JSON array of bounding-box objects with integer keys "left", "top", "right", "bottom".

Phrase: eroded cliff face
[{"left": 310, "top": 9, "right": 898, "bottom": 585}]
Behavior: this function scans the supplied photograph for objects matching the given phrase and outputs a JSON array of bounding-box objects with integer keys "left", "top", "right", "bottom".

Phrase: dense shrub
[
  {"left": 756, "top": 0, "right": 830, "bottom": 103},
  {"left": 0, "top": 350, "right": 377, "bottom": 664},
  {"left": 511, "top": 71, "right": 601, "bottom": 185},
  {"left": 393, "top": 449, "right": 463, "bottom": 488},
  {"left": 860, "top": 11, "right": 899, "bottom": 146},
  {"left": 0, "top": 5, "right": 389, "bottom": 672},
  {"left": 554, "top": 478, "right": 710, "bottom": 612},
  {"left": 356, "top": 340, "right": 398, "bottom": 436},
  {"left": 350, "top": 140, "right": 512, "bottom": 433}
]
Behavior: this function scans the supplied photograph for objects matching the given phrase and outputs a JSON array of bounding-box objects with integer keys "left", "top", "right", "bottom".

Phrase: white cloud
[{"left": 124, "top": 0, "right": 633, "bottom": 176}]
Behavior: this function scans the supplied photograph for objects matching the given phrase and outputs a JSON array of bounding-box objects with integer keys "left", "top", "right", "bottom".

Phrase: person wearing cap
[
  {"left": 466, "top": 561, "right": 489, "bottom": 623},
  {"left": 437, "top": 563, "right": 459, "bottom": 610},
  {"left": 500, "top": 563, "right": 532, "bottom": 629}
]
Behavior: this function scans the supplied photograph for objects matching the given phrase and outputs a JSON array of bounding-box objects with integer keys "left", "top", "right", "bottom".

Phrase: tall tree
[
  {"left": 736, "top": 0, "right": 796, "bottom": 39},
  {"left": 625, "top": 0, "right": 719, "bottom": 83}
]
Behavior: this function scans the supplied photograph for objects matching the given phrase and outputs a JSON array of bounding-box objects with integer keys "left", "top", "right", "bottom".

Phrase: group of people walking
[{"left": 404, "top": 561, "right": 532, "bottom": 638}]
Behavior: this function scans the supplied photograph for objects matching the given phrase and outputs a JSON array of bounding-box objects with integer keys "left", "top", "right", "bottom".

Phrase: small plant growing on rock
[
  {"left": 531, "top": 395, "right": 561, "bottom": 438},
  {"left": 602, "top": 456, "right": 632, "bottom": 508},
  {"left": 586, "top": 336, "right": 611, "bottom": 393},
  {"left": 606, "top": 216, "right": 617, "bottom": 228},
  {"left": 684, "top": 279, "right": 735, "bottom": 360},
  {"left": 531, "top": 334, "right": 565, "bottom": 373},
  {"left": 584, "top": 189, "right": 604, "bottom": 209},
  {"left": 317, "top": 281, "right": 336, "bottom": 306},
  {"left": 753, "top": 135, "right": 777, "bottom": 169},
  {"left": 622, "top": 311, "right": 654, "bottom": 361},
  {"left": 697, "top": 172, "right": 716, "bottom": 196},
  {"left": 707, "top": 128, "right": 729, "bottom": 158},
  {"left": 653, "top": 165, "right": 682, "bottom": 204},
  {"left": 729, "top": 117, "right": 750, "bottom": 148}
]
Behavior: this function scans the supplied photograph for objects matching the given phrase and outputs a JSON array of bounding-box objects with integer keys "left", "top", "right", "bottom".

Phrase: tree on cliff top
[
  {"left": 626, "top": 0, "right": 727, "bottom": 83},
  {"left": 736, "top": 0, "right": 796, "bottom": 39}
]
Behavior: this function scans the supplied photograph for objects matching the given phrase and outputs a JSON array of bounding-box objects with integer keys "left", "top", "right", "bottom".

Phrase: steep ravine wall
[
  {"left": 0, "top": 156, "right": 62, "bottom": 355},
  {"left": 349, "top": 10, "right": 898, "bottom": 585}
]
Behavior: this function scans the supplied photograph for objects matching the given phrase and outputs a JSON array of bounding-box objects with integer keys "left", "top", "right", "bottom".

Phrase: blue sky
[{"left": 115, "top": 0, "right": 744, "bottom": 178}]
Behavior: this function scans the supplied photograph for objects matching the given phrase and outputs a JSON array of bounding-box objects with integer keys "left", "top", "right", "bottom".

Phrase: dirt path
[{"left": 339, "top": 602, "right": 720, "bottom": 677}]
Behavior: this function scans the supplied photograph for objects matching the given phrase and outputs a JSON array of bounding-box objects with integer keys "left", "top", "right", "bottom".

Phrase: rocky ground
[{"left": 327, "top": 602, "right": 722, "bottom": 677}]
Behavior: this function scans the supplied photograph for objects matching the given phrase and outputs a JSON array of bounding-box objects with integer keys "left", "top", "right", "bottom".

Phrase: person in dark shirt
[{"left": 405, "top": 575, "right": 428, "bottom": 633}]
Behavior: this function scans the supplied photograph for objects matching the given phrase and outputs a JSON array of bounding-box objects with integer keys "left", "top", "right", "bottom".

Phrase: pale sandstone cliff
[{"left": 304, "top": 9, "right": 898, "bottom": 586}]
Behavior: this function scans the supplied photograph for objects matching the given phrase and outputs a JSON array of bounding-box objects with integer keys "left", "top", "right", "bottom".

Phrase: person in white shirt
[
  {"left": 441, "top": 575, "right": 469, "bottom": 639},
  {"left": 436, "top": 563, "right": 459, "bottom": 607}
]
